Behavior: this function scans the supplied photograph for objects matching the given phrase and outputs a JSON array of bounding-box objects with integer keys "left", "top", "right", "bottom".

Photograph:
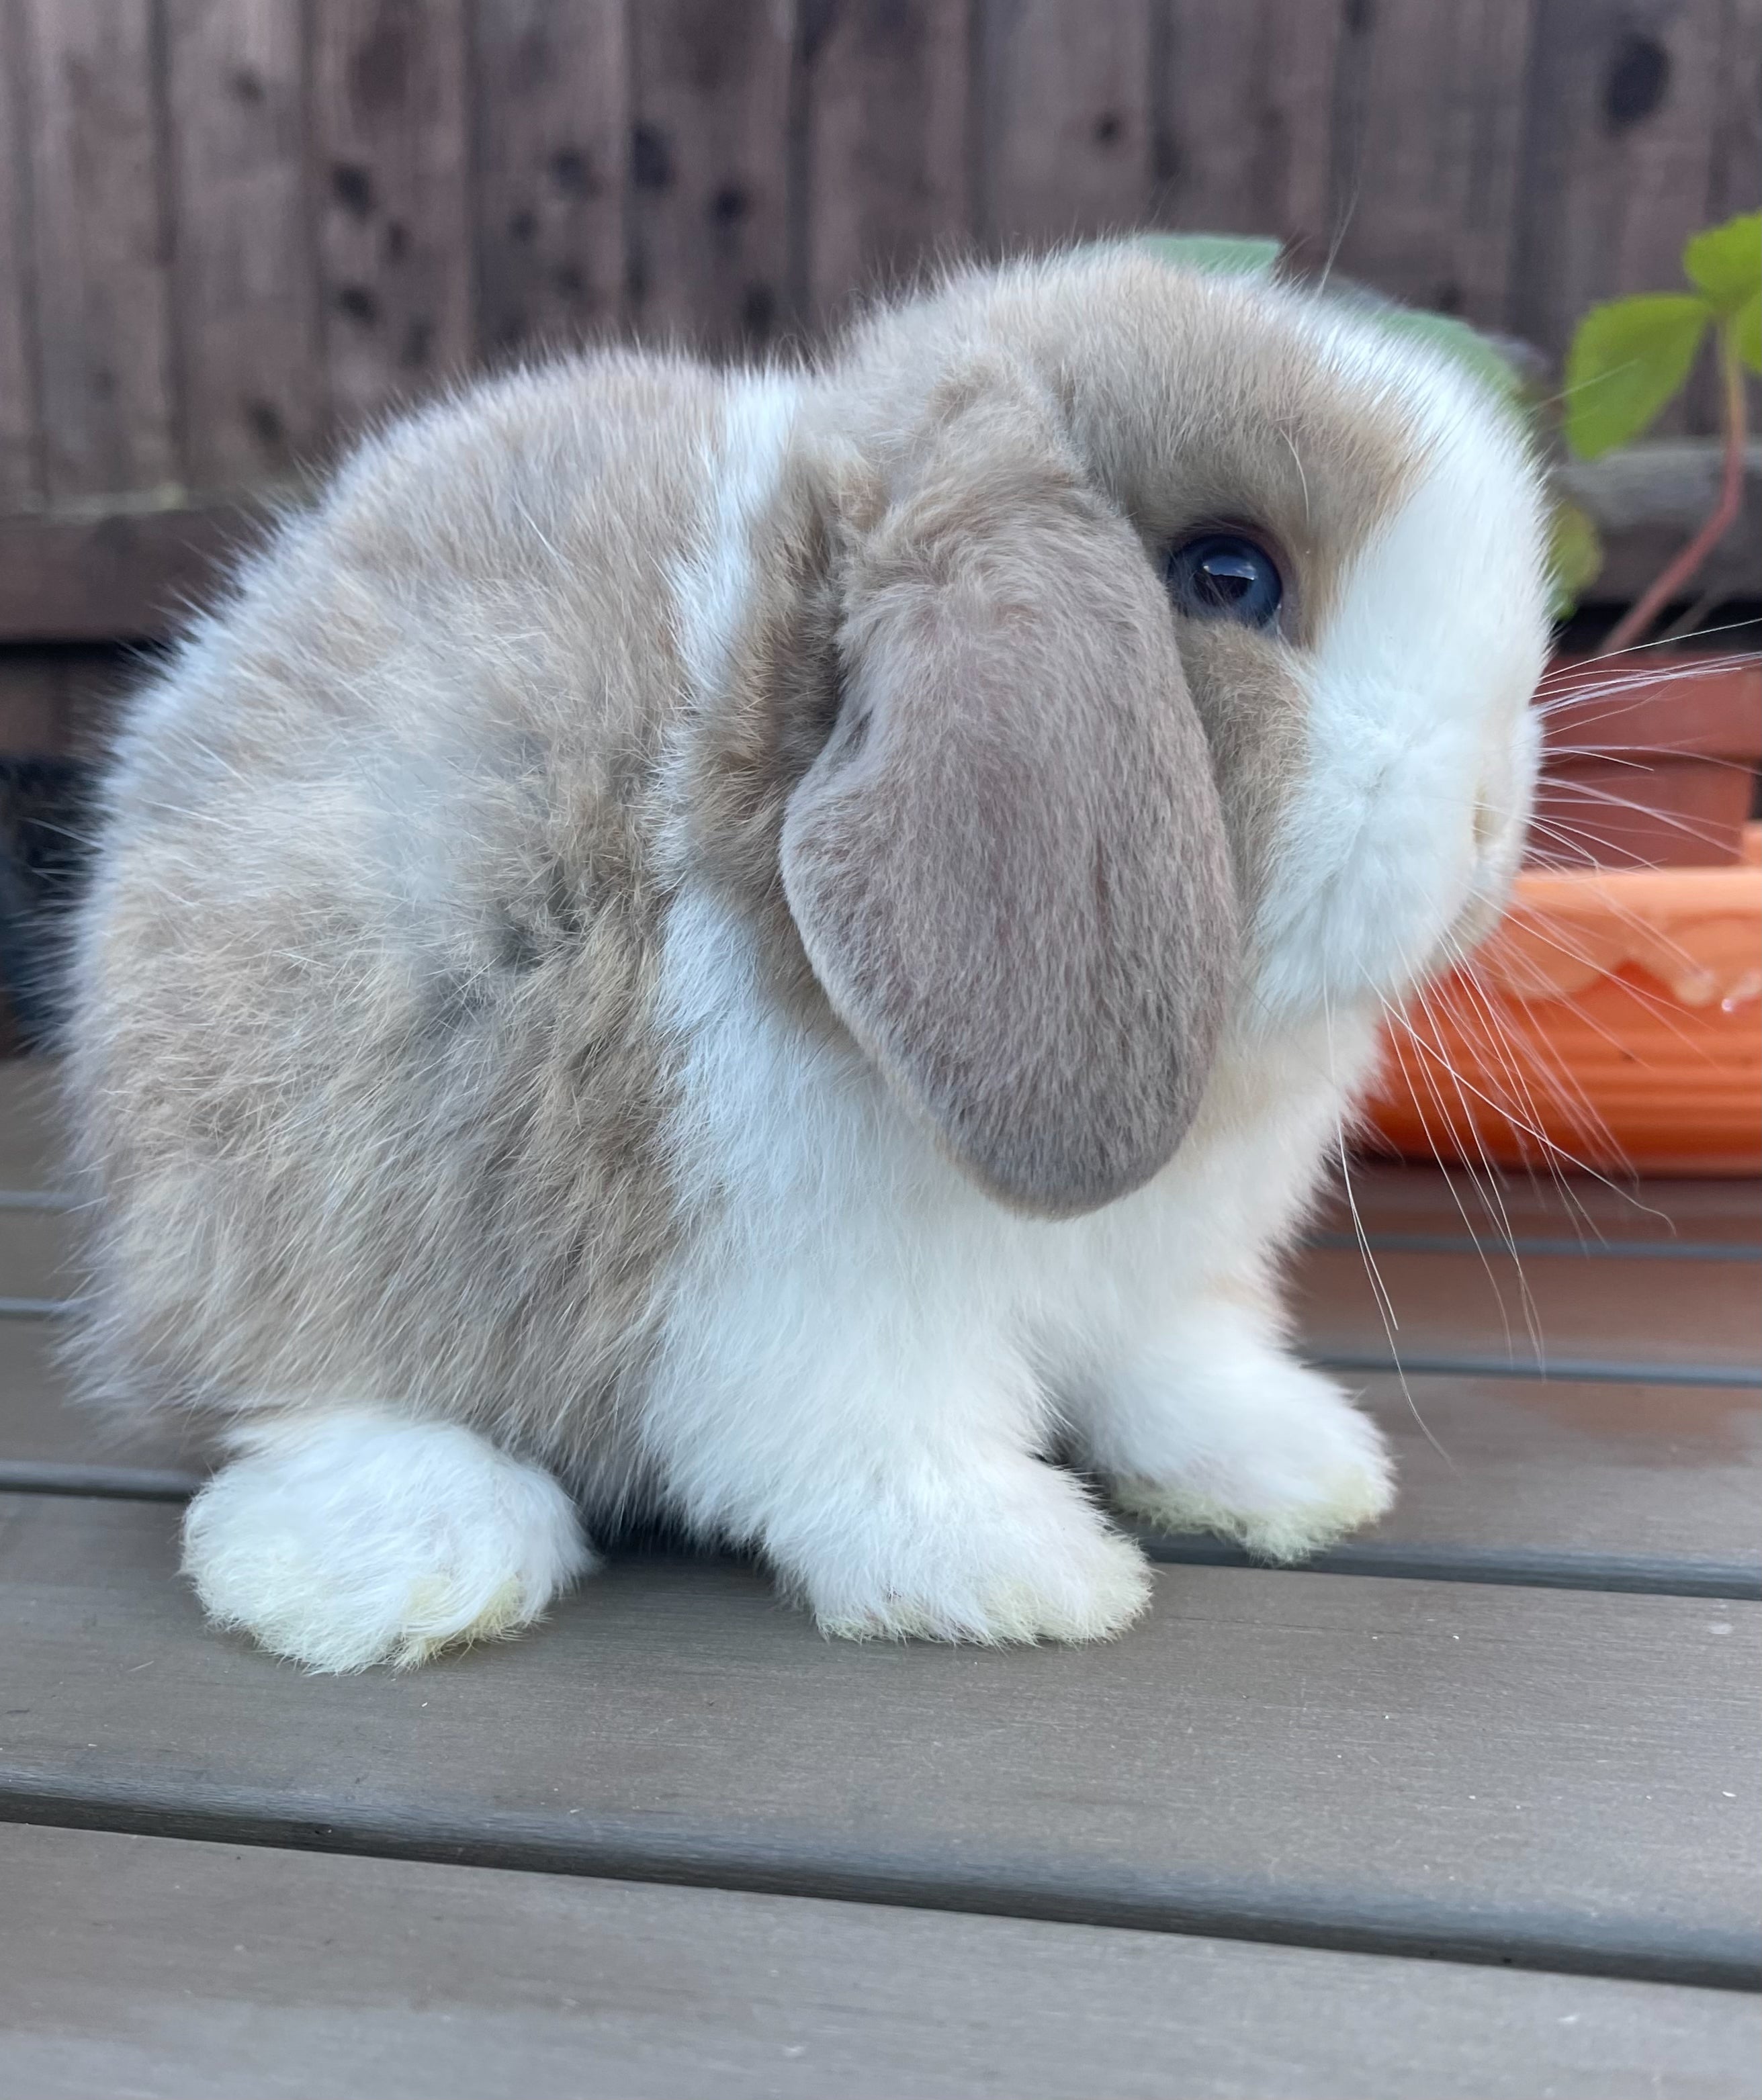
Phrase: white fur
[
  {"left": 617, "top": 342, "right": 1438, "bottom": 1647},
  {"left": 658, "top": 375, "right": 804, "bottom": 880},
  {"left": 641, "top": 884, "right": 1392, "bottom": 1642},
  {"left": 183, "top": 1412, "right": 593, "bottom": 1671},
  {"left": 1254, "top": 327, "right": 1548, "bottom": 1019},
  {"left": 669, "top": 376, "right": 802, "bottom": 707}
]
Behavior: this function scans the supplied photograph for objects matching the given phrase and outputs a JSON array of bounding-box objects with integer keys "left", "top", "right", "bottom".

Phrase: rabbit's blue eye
[{"left": 1163, "top": 533, "right": 1283, "bottom": 629}]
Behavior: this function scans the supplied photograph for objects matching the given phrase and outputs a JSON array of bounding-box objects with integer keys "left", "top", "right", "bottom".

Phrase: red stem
[{"left": 1602, "top": 330, "right": 1749, "bottom": 656}]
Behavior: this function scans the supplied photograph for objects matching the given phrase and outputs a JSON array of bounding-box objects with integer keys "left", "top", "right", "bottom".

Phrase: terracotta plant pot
[
  {"left": 1368, "top": 651, "right": 1762, "bottom": 1177},
  {"left": 1528, "top": 652, "right": 1762, "bottom": 869},
  {"left": 1364, "top": 827, "right": 1762, "bottom": 1177}
]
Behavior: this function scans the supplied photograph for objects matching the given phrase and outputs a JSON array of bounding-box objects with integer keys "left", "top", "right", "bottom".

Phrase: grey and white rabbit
[{"left": 64, "top": 247, "right": 1549, "bottom": 1668}]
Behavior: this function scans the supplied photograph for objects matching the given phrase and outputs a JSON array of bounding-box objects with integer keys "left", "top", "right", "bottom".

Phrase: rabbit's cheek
[{"left": 1243, "top": 430, "right": 1548, "bottom": 1022}]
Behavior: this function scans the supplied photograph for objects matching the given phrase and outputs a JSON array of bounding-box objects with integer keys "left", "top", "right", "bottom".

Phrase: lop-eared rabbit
[{"left": 65, "top": 249, "right": 1548, "bottom": 1669}]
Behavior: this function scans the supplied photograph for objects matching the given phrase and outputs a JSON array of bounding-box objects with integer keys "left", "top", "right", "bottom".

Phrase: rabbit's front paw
[
  {"left": 182, "top": 1412, "right": 592, "bottom": 1670},
  {"left": 784, "top": 1461, "right": 1151, "bottom": 1645},
  {"left": 1107, "top": 1365, "right": 1394, "bottom": 1562}
]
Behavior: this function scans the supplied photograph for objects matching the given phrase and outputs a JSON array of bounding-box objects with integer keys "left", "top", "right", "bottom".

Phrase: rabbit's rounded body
[
  {"left": 71, "top": 351, "right": 732, "bottom": 1514},
  {"left": 66, "top": 251, "right": 1548, "bottom": 1666}
]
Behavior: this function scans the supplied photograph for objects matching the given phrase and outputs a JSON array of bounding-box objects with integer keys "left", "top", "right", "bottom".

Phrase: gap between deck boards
[
  {"left": 0, "top": 1770, "right": 1755, "bottom": 1995},
  {"left": 1, "top": 1467, "right": 1755, "bottom": 1600},
  {"left": 1307, "top": 1231, "right": 1762, "bottom": 1263}
]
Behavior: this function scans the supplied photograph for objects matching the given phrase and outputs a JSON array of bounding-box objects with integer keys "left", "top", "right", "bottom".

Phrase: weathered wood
[
  {"left": 0, "top": 0, "right": 1749, "bottom": 545},
  {"left": 163, "top": 0, "right": 324, "bottom": 489},
  {"left": 1157, "top": 0, "right": 1342, "bottom": 262},
  {"left": 975, "top": 0, "right": 1155, "bottom": 249},
  {"left": 1327, "top": 0, "right": 1540, "bottom": 326},
  {"left": 0, "top": 1318, "right": 208, "bottom": 1481},
  {"left": 1511, "top": 0, "right": 1729, "bottom": 416},
  {"left": 4, "top": 1823, "right": 1756, "bottom": 2100},
  {"left": 1317, "top": 1160, "right": 1762, "bottom": 1247},
  {"left": 629, "top": 0, "right": 794, "bottom": 355},
  {"left": 470, "top": 0, "right": 627, "bottom": 362},
  {"left": 1, "top": 1494, "right": 1756, "bottom": 1984},
  {"left": 797, "top": 0, "right": 974, "bottom": 326},
  {"left": 1350, "top": 1367, "right": 1761, "bottom": 1563},
  {"left": 0, "top": 503, "right": 272, "bottom": 645},
  {"left": 1292, "top": 1242, "right": 1762, "bottom": 1373},
  {"left": 0, "top": 0, "right": 42, "bottom": 509},
  {"left": 0, "top": 1056, "right": 64, "bottom": 1186},
  {"left": 0, "top": 645, "right": 138, "bottom": 754},
  {"left": 1708, "top": 0, "right": 1762, "bottom": 223},
  {"left": 0, "top": 656, "right": 64, "bottom": 755},
  {"left": 0, "top": 1209, "right": 75, "bottom": 1302},
  {"left": 13, "top": 0, "right": 179, "bottom": 502},
  {"left": 310, "top": 0, "right": 474, "bottom": 434}
]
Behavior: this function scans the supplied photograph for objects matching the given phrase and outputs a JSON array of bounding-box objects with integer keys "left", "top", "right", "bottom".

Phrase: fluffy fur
[{"left": 62, "top": 248, "right": 1550, "bottom": 1668}]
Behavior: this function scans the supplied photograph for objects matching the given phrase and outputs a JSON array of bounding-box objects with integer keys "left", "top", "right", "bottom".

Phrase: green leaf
[
  {"left": 1683, "top": 212, "right": 1762, "bottom": 318},
  {"left": 1564, "top": 293, "right": 1710, "bottom": 458},
  {"left": 1133, "top": 232, "right": 1283, "bottom": 279},
  {"left": 1732, "top": 287, "right": 1762, "bottom": 377},
  {"left": 1545, "top": 498, "right": 1603, "bottom": 618}
]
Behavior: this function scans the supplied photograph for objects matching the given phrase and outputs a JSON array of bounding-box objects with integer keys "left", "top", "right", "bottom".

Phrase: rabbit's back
[{"left": 65, "top": 351, "right": 742, "bottom": 1486}]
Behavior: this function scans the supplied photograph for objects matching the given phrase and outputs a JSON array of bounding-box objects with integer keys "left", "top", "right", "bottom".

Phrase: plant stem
[{"left": 1602, "top": 328, "right": 1750, "bottom": 655}]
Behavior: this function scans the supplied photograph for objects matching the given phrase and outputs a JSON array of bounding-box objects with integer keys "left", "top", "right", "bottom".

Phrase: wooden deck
[{"left": 1, "top": 1058, "right": 1757, "bottom": 2098}]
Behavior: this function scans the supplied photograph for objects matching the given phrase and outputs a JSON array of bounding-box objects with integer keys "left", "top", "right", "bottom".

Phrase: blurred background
[{"left": 0, "top": 0, "right": 1758, "bottom": 1081}]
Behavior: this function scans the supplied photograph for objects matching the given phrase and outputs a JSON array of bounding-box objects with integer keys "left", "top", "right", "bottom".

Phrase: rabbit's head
[{"left": 746, "top": 250, "right": 1549, "bottom": 1217}]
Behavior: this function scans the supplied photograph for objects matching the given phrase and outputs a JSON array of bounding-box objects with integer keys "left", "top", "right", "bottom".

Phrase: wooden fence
[{"left": 0, "top": 0, "right": 1757, "bottom": 670}]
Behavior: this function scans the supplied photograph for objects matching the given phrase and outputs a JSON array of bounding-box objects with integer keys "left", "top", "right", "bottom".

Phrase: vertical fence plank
[
  {"left": 975, "top": 0, "right": 1154, "bottom": 250},
  {"left": 164, "top": 0, "right": 321, "bottom": 490},
  {"left": 1683, "top": 0, "right": 1759, "bottom": 432},
  {"left": 0, "top": 0, "right": 42, "bottom": 508},
  {"left": 0, "top": 0, "right": 1743, "bottom": 519},
  {"left": 1327, "top": 0, "right": 1539, "bottom": 326},
  {"left": 312, "top": 0, "right": 474, "bottom": 433},
  {"left": 15, "top": 0, "right": 179, "bottom": 502},
  {"left": 630, "top": 0, "right": 793, "bottom": 354},
  {"left": 1707, "top": 0, "right": 1761, "bottom": 221},
  {"left": 798, "top": 0, "right": 973, "bottom": 327},
  {"left": 472, "top": 0, "right": 627, "bottom": 363},
  {"left": 1511, "top": 0, "right": 1730, "bottom": 419},
  {"left": 0, "top": 646, "right": 132, "bottom": 755},
  {"left": 1157, "top": 1, "right": 1341, "bottom": 261}
]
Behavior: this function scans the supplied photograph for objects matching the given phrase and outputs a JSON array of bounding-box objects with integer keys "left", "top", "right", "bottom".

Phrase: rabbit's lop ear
[{"left": 781, "top": 371, "right": 1240, "bottom": 1217}]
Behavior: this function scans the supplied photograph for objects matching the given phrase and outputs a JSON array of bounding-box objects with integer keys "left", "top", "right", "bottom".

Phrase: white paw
[
  {"left": 183, "top": 1412, "right": 593, "bottom": 1671},
  {"left": 779, "top": 1461, "right": 1152, "bottom": 1645},
  {"left": 1106, "top": 1364, "right": 1395, "bottom": 1563}
]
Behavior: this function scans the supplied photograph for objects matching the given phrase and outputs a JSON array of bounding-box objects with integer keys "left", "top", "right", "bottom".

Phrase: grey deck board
[
  {"left": 1316, "top": 1162, "right": 1762, "bottom": 1247},
  {"left": 1351, "top": 1371, "right": 1761, "bottom": 1561},
  {"left": 4, "top": 1825, "right": 1755, "bottom": 2100},
  {"left": 2, "top": 1493, "right": 1755, "bottom": 1986},
  {"left": 2, "top": 1289, "right": 1758, "bottom": 1578},
  {"left": 0, "top": 1321, "right": 202, "bottom": 1475},
  {"left": 0, "top": 1208, "right": 76, "bottom": 1302},
  {"left": 1294, "top": 1242, "right": 1762, "bottom": 1373},
  {"left": 5, "top": 1291, "right": 1757, "bottom": 1571},
  {"left": 0, "top": 1062, "right": 63, "bottom": 1190},
  {"left": 3, "top": 1354, "right": 1755, "bottom": 1573}
]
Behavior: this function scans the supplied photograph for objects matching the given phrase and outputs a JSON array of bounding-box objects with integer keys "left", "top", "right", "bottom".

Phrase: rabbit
[{"left": 62, "top": 245, "right": 1550, "bottom": 1670}]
